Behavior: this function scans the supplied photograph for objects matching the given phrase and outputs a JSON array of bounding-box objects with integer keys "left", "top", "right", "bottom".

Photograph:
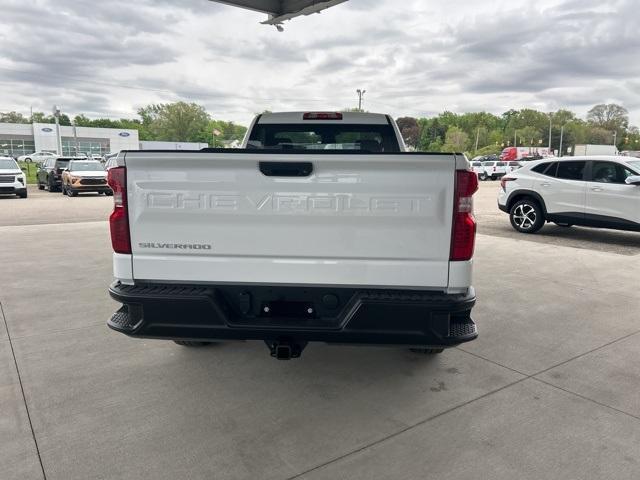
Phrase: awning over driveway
[{"left": 209, "top": 0, "right": 348, "bottom": 25}]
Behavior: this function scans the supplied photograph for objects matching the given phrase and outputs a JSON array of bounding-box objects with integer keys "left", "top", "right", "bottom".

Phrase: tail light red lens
[
  {"left": 107, "top": 166, "right": 131, "bottom": 254},
  {"left": 450, "top": 170, "right": 478, "bottom": 261}
]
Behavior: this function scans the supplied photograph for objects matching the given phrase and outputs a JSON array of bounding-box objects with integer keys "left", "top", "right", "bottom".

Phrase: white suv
[
  {"left": 498, "top": 156, "right": 640, "bottom": 233},
  {"left": 0, "top": 156, "right": 28, "bottom": 198},
  {"left": 480, "top": 161, "right": 507, "bottom": 181}
]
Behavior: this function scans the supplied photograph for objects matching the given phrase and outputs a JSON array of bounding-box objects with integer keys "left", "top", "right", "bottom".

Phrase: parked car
[
  {"left": 505, "top": 161, "right": 522, "bottom": 175},
  {"left": 103, "top": 153, "right": 119, "bottom": 170},
  {"left": 471, "top": 160, "right": 485, "bottom": 178},
  {"left": 106, "top": 111, "right": 479, "bottom": 359},
  {"left": 36, "top": 156, "right": 75, "bottom": 192},
  {"left": 17, "top": 151, "right": 57, "bottom": 163},
  {"left": 479, "top": 161, "right": 507, "bottom": 180},
  {"left": 61, "top": 160, "right": 111, "bottom": 197},
  {"left": 0, "top": 156, "right": 27, "bottom": 198},
  {"left": 498, "top": 156, "right": 640, "bottom": 233}
]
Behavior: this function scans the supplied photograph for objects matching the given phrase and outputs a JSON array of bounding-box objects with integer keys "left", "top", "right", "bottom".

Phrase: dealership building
[{"left": 0, "top": 122, "right": 139, "bottom": 157}]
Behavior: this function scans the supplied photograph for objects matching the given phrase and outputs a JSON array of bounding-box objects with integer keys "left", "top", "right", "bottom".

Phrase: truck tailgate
[{"left": 124, "top": 151, "right": 456, "bottom": 289}]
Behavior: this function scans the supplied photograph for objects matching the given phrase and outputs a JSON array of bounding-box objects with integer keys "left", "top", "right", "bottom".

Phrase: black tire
[
  {"left": 479, "top": 173, "right": 488, "bottom": 181},
  {"left": 104, "top": 190, "right": 113, "bottom": 196},
  {"left": 409, "top": 348, "right": 444, "bottom": 354},
  {"left": 509, "top": 198, "right": 545, "bottom": 234},
  {"left": 48, "top": 177, "right": 57, "bottom": 192},
  {"left": 37, "top": 182, "right": 45, "bottom": 190},
  {"left": 18, "top": 191, "right": 27, "bottom": 199},
  {"left": 66, "top": 186, "right": 77, "bottom": 197},
  {"left": 173, "top": 340, "right": 212, "bottom": 347}
]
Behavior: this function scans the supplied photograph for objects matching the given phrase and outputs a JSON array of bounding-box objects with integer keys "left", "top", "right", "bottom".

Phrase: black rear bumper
[{"left": 108, "top": 282, "right": 477, "bottom": 348}]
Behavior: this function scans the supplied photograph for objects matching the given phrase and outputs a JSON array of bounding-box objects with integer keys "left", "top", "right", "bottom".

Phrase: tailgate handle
[{"left": 259, "top": 162, "right": 313, "bottom": 177}]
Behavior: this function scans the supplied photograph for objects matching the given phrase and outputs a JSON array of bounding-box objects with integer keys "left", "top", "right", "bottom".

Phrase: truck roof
[{"left": 257, "top": 111, "right": 391, "bottom": 125}]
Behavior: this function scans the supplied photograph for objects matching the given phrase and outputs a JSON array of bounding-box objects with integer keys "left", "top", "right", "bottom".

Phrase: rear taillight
[
  {"left": 303, "top": 112, "right": 343, "bottom": 120},
  {"left": 500, "top": 176, "right": 516, "bottom": 190},
  {"left": 107, "top": 166, "right": 131, "bottom": 254},
  {"left": 450, "top": 170, "right": 478, "bottom": 261}
]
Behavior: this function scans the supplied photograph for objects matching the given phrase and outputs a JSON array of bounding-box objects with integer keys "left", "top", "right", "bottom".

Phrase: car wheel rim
[{"left": 513, "top": 204, "right": 536, "bottom": 229}]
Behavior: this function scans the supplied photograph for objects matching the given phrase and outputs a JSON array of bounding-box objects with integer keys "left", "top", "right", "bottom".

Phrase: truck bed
[{"left": 121, "top": 150, "right": 460, "bottom": 290}]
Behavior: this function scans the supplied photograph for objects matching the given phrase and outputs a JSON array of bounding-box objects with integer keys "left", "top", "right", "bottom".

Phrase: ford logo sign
[
  {"left": 41, "top": 127, "right": 53, "bottom": 132},
  {"left": 119, "top": 132, "right": 130, "bottom": 137}
]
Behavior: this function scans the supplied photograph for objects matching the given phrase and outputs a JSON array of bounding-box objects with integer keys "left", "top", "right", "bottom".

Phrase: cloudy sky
[{"left": 1, "top": 0, "right": 639, "bottom": 126}]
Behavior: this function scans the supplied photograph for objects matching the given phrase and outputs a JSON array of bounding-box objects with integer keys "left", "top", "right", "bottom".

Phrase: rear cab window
[{"left": 248, "top": 123, "right": 401, "bottom": 152}]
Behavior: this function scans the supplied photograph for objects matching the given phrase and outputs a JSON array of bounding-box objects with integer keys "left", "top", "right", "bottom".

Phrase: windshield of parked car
[
  {"left": 0, "top": 158, "right": 19, "bottom": 169},
  {"left": 69, "top": 161, "right": 104, "bottom": 171},
  {"left": 247, "top": 124, "right": 401, "bottom": 152},
  {"left": 628, "top": 160, "right": 640, "bottom": 172}
]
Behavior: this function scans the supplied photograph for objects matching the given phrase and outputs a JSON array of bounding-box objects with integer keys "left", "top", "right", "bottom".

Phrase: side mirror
[{"left": 625, "top": 175, "right": 640, "bottom": 186}]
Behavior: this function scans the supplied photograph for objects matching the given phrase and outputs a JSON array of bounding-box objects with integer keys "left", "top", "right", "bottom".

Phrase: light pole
[
  {"left": 548, "top": 113, "right": 553, "bottom": 151},
  {"left": 613, "top": 131, "right": 618, "bottom": 147},
  {"left": 52, "top": 105, "right": 62, "bottom": 155},
  {"left": 514, "top": 130, "right": 517, "bottom": 147},
  {"left": 356, "top": 89, "right": 366, "bottom": 111},
  {"left": 559, "top": 125, "right": 564, "bottom": 157},
  {"left": 72, "top": 122, "right": 80, "bottom": 156}
]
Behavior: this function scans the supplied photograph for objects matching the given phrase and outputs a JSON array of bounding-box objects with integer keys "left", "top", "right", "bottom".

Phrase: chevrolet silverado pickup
[{"left": 106, "top": 112, "right": 479, "bottom": 359}]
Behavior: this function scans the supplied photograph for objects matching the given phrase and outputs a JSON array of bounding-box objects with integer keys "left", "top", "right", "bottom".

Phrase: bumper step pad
[{"left": 107, "top": 281, "right": 477, "bottom": 347}]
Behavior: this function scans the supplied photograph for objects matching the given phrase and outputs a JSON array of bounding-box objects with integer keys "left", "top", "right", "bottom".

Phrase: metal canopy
[{"left": 209, "top": 0, "right": 348, "bottom": 25}]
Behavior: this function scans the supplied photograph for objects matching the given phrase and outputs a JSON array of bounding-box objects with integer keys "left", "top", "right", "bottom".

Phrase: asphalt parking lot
[{"left": 2, "top": 183, "right": 639, "bottom": 480}]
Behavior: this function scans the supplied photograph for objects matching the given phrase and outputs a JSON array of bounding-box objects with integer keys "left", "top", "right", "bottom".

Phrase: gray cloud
[{"left": 0, "top": 0, "right": 638, "bottom": 125}]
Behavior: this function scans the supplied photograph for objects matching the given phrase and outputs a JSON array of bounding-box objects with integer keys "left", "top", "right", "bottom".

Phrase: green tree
[
  {"left": 587, "top": 104, "right": 629, "bottom": 131},
  {"left": 396, "top": 117, "right": 420, "bottom": 148},
  {"left": 209, "top": 120, "right": 247, "bottom": 146},
  {"left": 427, "top": 138, "right": 443, "bottom": 152},
  {"left": 442, "top": 126, "right": 469, "bottom": 152},
  {"left": 0, "top": 111, "right": 29, "bottom": 123},
  {"left": 139, "top": 102, "right": 210, "bottom": 142}
]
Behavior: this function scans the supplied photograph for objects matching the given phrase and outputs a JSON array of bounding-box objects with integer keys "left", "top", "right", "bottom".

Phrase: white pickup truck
[{"left": 106, "top": 112, "right": 479, "bottom": 359}]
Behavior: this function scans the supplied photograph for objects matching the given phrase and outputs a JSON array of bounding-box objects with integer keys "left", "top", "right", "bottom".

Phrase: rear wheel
[
  {"left": 174, "top": 340, "right": 212, "bottom": 347},
  {"left": 37, "top": 181, "right": 45, "bottom": 190},
  {"left": 48, "top": 177, "right": 57, "bottom": 192},
  {"left": 409, "top": 348, "right": 444, "bottom": 355},
  {"left": 479, "top": 173, "right": 488, "bottom": 181},
  {"left": 509, "top": 199, "right": 545, "bottom": 233}
]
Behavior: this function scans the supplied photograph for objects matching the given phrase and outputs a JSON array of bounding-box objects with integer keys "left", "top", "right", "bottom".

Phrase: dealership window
[
  {"left": 0, "top": 136, "right": 36, "bottom": 157},
  {"left": 61, "top": 138, "right": 110, "bottom": 156}
]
